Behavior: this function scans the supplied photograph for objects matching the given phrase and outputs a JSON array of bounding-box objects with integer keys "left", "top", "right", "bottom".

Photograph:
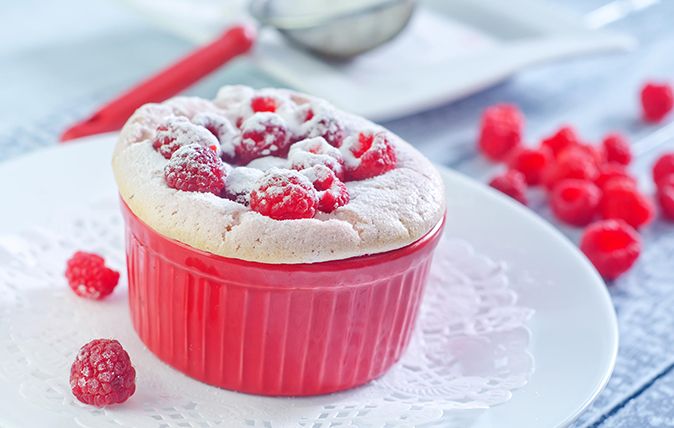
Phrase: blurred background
[{"left": 2, "top": 0, "right": 674, "bottom": 426}]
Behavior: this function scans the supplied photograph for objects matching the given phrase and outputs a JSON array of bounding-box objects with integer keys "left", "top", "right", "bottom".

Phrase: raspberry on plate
[
  {"left": 477, "top": 104, "right": 523, "bottom": 162},
  {"left": 580, "top": 219, "right": 641, "bottom": 280},
  {"left": 70, "top": 339, "right": 136, "bottom": 407},
  {"left": 641, "top": 81, "right": 673, "bottom": 123},
  {"left": 652, "top": 153, "right": 674, "bottom": 186},
  {"left": 550, "top": 179, "right": 601, "bottom": 226},
  {"left": 595, "top": 164, "right": 636, "bottom": 191},
  {"left": 191, "top": 112, "right": 239, "bottom": 162},
  {"left": 301, "top": 165, "right": 350, "bottom": 213},
  {"left": 507, "top": 146, "right": 551, "bottom": 185},
  {"left": 342, "top": 131, "right": 397, "bottom": 180},
  {"left": 164, "top": 143, "right": 226, "bottom": 195},
  {"left": 250, "top": 168, "right": 318, "bottom": 220},
  {"left": 65, "top": 251, "right": 120, "bottom": 300},
  {"left": 251, "top": 96, "right": 278, "bottom": 113},
  {"left": 298, "top": 107, "right": 346, "bottom": 148},
  {"left": 656, "top": 175, "right": 674, "bottom": 221},
  {"left": 237, "top": 113, "right": 290, "bottom": 164},
  {"left": 601, "top": 133, "right": 632, "bottom": 166},
  {"left": 288, "top": 137, "right": 345, "bottom": 179},
  {"left": 152, "top": 116, "right": 220, "bottom": 159},
  {"left": 599, "top": 179, "right": 654, "bottom": 229},
  {"left": 488, "top": 170, "right": 528, "bottom": 205},
  {"left": 539, "top": 125, "right": 580, "bottom": 158},
  {"left": 542, "top": 150, "right": 599, "bottom": 191}
]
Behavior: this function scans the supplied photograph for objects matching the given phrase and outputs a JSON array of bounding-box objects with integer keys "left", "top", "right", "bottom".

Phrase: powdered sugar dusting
[
  {"left": 191, "top": 112, "right": 238, "bottom": 159},
  {"left": 288, "top": 137, "right": 344, "bottom": 177},
  {"left": 246, "top": 156, "right": 288, "bottom": 171},
  {"left": 114, "top": 86, "right": 445, "bottom": 263},
  {"left": 224, "top": 167, "right": 264, "bottom": 206}
]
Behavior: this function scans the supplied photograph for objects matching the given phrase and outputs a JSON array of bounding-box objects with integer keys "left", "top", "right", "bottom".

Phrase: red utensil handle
[{"left": 61, "top": 24, "right": 256, "bottom": 142}]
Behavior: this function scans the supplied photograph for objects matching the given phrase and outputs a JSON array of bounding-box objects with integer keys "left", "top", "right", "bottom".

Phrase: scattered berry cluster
[
  {"left": 152, "top": 92, "right": 397, "bottom": 220},
  {"left": 480, "top": 81, "right": 674, "bottom": 280}
]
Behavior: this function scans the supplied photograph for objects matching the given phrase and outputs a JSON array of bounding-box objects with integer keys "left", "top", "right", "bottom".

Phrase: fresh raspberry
[
  {"left": 542, "top": 151, "right": 599, "bottom": 191},
  {"left": 288, "top": 137, "right": 345, "bottom": 179},
  {"left": 299, "top": 108, "right": 346, "bottom": 148},
  {"left": 477, "top": 104, "right": 523, "bottom": 162},
  {"left": 70, "top": 339, "right": 136, "bottom": 407},
  {"left": 191, "top": 112, "right": 239, "bottom": 162},
  {"left": 164, "top": 144, "right": 226, "bottom": 195},
  {"left": 65, "top": 251, "right": 119, "bottom": 300},
  {"left": 599, "top": 179, "right": 654, "bottom": 229},
  {"left": 342, "top": 131, "right": 397, "bottom": 180},
  {"left": 250, "top": 169, "right": 318, "bottom": 220},
  {"left": 251, "top": 96, "right": 278, "bottom": 113},
  {"left": 558, "top": 143, "right": 604, "bottom": 167},
  {"left": 641, "top": 82, "right": 673, "bottom": 123},
  {"left": 652, "top": 153, "right": 674, "bottom": 185},
  {"left": 539, "top": 126, "right": 580, "bottom": 158},
  {"left": 580, "top": 220, "right": 640, "bottom": 280},
  {"left": 301, "top": 165, "right": 350, "bottom": 213},
  {"left": 656, "top": 175, "right": 674, "bottom": 220},
  {"left": 237, "top": 113, "right": 290, "bottom": 164},
  {"left": 488, "top": 170, "right": 528, "bottom": 205},
  {"left": 507, "top": 146, "right": 551, "bottom": 185},
  {"left": 595, "top": 164, "right": 636, "bottom": 191},
  {"left": 602, "top": 133, "right": 632, "bottom": 166},
  {"left": 151, "top": 117, "right": 220, "bottom": 159},
  {"left": 550, "top": 179, "right": 601, "bottom": 226}
]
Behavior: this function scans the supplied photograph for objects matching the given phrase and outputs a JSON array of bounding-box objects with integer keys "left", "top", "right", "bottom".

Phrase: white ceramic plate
[
  {"left": 0, "top": 135, "right": 617, "bottom": 427},
  {"left": 119, "top": 0, "right": 635, "bottom": 121}
]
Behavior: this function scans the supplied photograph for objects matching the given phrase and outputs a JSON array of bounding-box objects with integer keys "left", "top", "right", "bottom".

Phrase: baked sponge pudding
[{"left": 114, "top": 86, "right": 446, "bottom": 396}]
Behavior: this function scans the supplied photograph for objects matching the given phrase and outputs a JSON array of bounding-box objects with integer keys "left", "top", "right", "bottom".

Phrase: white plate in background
[{"left": 118, "top": 0, "right": 635, "bottom": 120}]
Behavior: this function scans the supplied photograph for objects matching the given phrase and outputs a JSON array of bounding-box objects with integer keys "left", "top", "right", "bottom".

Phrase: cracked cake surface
[{"left": 112, "top": 86, "right": 445, "bottom": 264}]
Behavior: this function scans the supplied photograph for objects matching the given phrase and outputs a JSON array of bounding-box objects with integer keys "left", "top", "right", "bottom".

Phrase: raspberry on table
[
  {"left": 250, "top": 168, "right": 318, "bottom": 220},
  {"left": 602, "top": 133, "right": 632, "bottom": 166},
  {"left": 477, "top": 104, "right": 523, "bottom": 162},
  {"left": 70, "top": 339, "right": 136, "bottom": 407},
  {"left": 542, "top": 150, "right": 599, "bottom": 191},
  {"left": 557, "top": 143, "right": 604, "bottom": 168},
  {"left": 151, "top": 116, "right": 220, "bottom": 159},
  {"left": 580, "top": 219, "right": 641, "bottom": 280},
  {"left": 539, "top": 125, "right": 580, "bottom": 158},
  {"left": 595, "top": 164, "right": 636, "bottom": 191},
  {"left": 164, "top": 144, "right": 226, "bottom": 195},
  {"left": 341, "top": 131, "right": 397, "bottom": 180},
  {"left": 65, "top": 251, "right": 120, "bottom": 300},
  {"left": 298, "top": 108, "right": 346, "bottom": 148},
  {"left": 237, "top": 113, "right": 290, "bottom": 164},
  {"left": 288, "top": 137, "right": 345, "bottom": 180},
  {"left": 599, "top": 179, "right": 654, "bottom": 229},
  {"left": 251, "top": 96, "right": 278, "bottom": 113},
  {"left": 641, "top": 81, "right": 673, "bottom": 123},
  {"left": 507, "top": 146, "right": 551, "bottom": 186},
  {"left": 656, "top": 175, "right": 674, "bottom": 221},
  {"left": 488, "top": 170, "right": 528, "bottom": 205},
  {"left": 191, "top": 112, "right": 239, "bottom": 162},
  {"left": 652, "top": 153, "right": 674, "bottom": 186},
  {"left": 550, "top": 179, "right": 601, "bottom": 226},
  {"left": 301, "top": 165, "right": 350, "bottom": 213}
]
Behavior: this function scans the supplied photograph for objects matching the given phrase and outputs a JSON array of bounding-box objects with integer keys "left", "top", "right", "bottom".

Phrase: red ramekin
[{"left": 121, "top": 200, "right": 445, "bottom": 396}]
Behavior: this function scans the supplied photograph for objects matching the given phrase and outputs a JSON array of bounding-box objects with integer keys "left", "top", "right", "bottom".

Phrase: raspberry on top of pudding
[{"left": 112, "top": 86, "right": 445, "bottom": 264}]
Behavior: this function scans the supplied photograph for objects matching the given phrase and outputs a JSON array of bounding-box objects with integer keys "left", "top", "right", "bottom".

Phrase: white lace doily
[{"left": 0, "top": 199, "right": 534, "bottom": 427}]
